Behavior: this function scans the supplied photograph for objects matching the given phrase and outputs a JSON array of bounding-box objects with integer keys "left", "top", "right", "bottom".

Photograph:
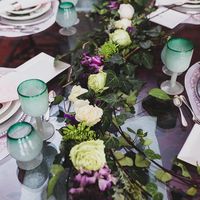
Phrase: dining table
[{"left": 1, "top": 1, "right": 200, "bottom": 200}]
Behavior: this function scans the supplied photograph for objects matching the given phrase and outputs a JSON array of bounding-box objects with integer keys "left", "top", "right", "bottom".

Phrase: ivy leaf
[
  {"left": 118, "top": 156, "right": 133, "bottom": 167},
  {"left": 155, "top": 169, "right": 172, "bottom": 183},
  {"left": 145, "top": 182, "right": 158, "bottom": 196},
  {"left": 145, "top": 26, "right": 162, "bottom": 37},
  {"left": 141, "top": 51, "right": 154, "bottom": 69},
  {"left": 124, "top": 63, "right": 137, "bottom": 76},
  {"left": 98, "top": 93, "right": 118, "bottom": 106},
  {"left": 149, "top": 88, "right": 171, "bottom": 101},
  {"left": 103, "top": 134, "right": 120, "bottom": 149},
  {"left": 186, "top": 187, "right": 197, "bottom": 196},
  {"left": 109, "top": 54, "right": 124, "bottom": 65},
  {"left": 144, "top": 149, "right": 161, "bottom": 160},
  {"left": 105, "top": 70, "right": 120, "bottom": 88},
  {"left": 175, "top": 161, "right": 191, "bottom": 178},
  {"left": 135, "top": 153, "right": 150, "bottom": 168},
  {"left": 153, "top": 192, "right": 164, "bottom": 200},
  {"left": 139, "top": 40, "right": 153, "bottom": 49},
  {"left": 52, "top": 95, "right": 64, "bottom": 105},
  {"left": 101, "top": 107, "right": 112, "bottom": 132}
]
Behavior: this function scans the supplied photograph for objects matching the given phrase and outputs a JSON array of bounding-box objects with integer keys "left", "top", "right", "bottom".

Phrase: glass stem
[
  {"left": 170, "top": 72, "right": 178, "bottom": 88},
  {"left": 35, "top": 117, "right": 43, "bottom": 134}
]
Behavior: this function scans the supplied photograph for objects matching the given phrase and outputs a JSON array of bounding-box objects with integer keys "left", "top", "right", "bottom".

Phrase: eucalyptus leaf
[
  {"left": 153, "top": 192, "right": 163, "bottom": 200},
  {"left": 144, "top": 149, "right": 161, "bottom": 160},
  {"left": 143, "top": 138, "right": 153, "bottom": 146},
  {"left": 118, "top": 133, "right": 132, "bottom": 147},
  {"left": 139, "top": 40, "right": 153, "bottom": 49},
  {"left": 118, "top": 156, "right": 133, "bottom": 167},
  {"left": 175, "top": 162, "right": 191, "bottom": 178},
  {"left": 127, "top": 127, "right": 136, "bottom": 134},
  {"left": 103, "top": 134, "right": 120, "bottom": 149},
  {"left": 155, "top": 169, "right": 172, "bottom": 183},
  {"left": 145, "top": 182, "right": 158, "bottom": 196},
  {"left": 186, "top": 187, "right": 197, "bottom": 196},
  {"left": 135, "top": 153, "right": 150, "bottom": 168},
  {"left": 149, "top": 88, "right": 171, "bottom": 101},
  {"left": 114, "top": 151, "right": 125, "bottom": 160}
]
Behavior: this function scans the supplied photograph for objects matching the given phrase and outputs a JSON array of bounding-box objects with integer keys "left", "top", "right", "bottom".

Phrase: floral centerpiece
[{"left": 48, "top": 0, "right": 200, "bottom": 199}]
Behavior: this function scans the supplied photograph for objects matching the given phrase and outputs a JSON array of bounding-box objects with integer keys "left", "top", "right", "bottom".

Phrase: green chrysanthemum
[{"left": 98, "top": 41, "right": 119, "bottom": 60}]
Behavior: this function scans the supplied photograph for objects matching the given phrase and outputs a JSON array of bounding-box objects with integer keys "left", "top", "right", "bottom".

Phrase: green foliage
[
  {"left": 186, "top": 187, "right": 197, "bottom": 196},
  {"left": 60, "top": 122, "right": 96, "bottom": 142},
  {"left": 135, "top": 153, "right": 150, "bottom": 168},
  {"left": 174, "top": 161, "right": 191, "bottom": 178},
  {"left": 149, "top": 88, "right": 171, "bottom": 101},
  {"left": 155, "top": 169, "right": 172, "bottom": 183}
]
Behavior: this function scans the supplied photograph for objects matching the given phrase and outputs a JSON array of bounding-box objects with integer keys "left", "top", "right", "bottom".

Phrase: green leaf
[
  {"left": 103, "top": 133, "right": 120, "bottom": 149},
  {"left": 145, "top": 182, "right": 158, "bottom": 196},
  {"left": 139, "top": 40, "right": 153, "bottom": 49},
  {"left": 115, "top": 113, "right": 129, "bottom": 126},
  {"left": 113, "top": 151, "right": 125, "bottom": 160},
  {"left": 126, "top": 90, "right": 137, "bottom": 106},
  {"left": 145, "top": 26, "right": 162, "bottom": 37},
  {"left": 52, "top": 95, "right": 64, "bottom": 105},
  {"left": 141, "top": 51, "right": 154, "bottom": 69},
  {"left": 137, "top": 129, "right": 147, "bottom": 137},
  {"left": 105, "top": 70, "right": 120, "bottom": 88},
  {"left": 144, "top": 149, "right": 161, "bottom": 160},
  {"left": 149, "top": 88, "right": 171, "bottom": 101},
  {"left": 135, "top": 153, "right": 150, "bottom": 168},
  {"left": 155, "top": 169, "right": 172, "bottom": 183},
  {"left": 153, "top": 192, "right": 163, "bottom": 200},
  {"left": 47, "top": 164, "right": 65, "bottom": 197},
  {"left": 98, "top": 93, "right": 118, "bottom": 106},
  {"left": 124, "top": 63, "right": 137, "bottom": 76},
  {"left": 197, "top": 162, "right": 200, "bottom": 175},
  {"left": 127, "top": 127, "right": 136, "bottom": 134},
  {"left": 118, "top": 132, "right": 132, "bottom": 147},
  {"left": 143, "top": 138, "right": 153, "bottom": 146},
  {"left": 109, "top": 54, "right": 124, "bottom": 65},
  {"left": 175, "top": 162, "right": 191, "bottom": 178},
  {"left": 101, "top": 107, "right": 112, "bottom": 132},
  {"left": 118, "top": 156, "right": 133, "bottom": 167},
  {"left": 186, "top": 187, "right": 197, "bottom": 196}
]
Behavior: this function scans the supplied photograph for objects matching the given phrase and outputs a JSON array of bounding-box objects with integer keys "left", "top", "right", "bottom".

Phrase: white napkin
[
  {"left": 178, "top": 124, "right": 200, "bottom": 166},
  {"left": 148, "top": 7, "right": 190, "bottom": 29},
  {"left": 0, "top": 52, "right": 70, "bottom": 103},
  {"left": 155, "top": 0, "right": 187, "bottom": 6}
]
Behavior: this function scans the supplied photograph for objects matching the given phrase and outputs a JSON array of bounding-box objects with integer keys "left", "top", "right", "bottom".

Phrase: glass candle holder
[{"left": 7, "top": 122, "right": 43, "bottom": 170}]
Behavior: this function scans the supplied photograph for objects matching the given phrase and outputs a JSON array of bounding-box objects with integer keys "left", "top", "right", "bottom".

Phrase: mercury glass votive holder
[{"left": 7, "top": 122, "right": 43, "bottom": 170}]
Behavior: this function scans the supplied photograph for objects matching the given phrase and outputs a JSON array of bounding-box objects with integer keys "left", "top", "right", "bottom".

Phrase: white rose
[
  {"left": 118, "top": 4, "right": 134, "bottom": 19},
  {"left": 114, "top": 18, "right": 132, "bottom": 30},
  {"left": 73, "top": 99, "right": 90, "bottom": 113},
  {"left": 75, "top": 104, "right": 103, "bottom": 126},
  {"left": 68, "top": 85, "right": 88, "bottom": 103}
]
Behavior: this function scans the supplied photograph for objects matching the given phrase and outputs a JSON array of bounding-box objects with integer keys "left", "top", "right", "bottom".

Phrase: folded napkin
[
  {"left": 155, "top": 0, "right": 187, "bottom": 6},
  {"left": 178, "top": 124, "right": 200, "bottom": 166},
  {"left": 0, "top": 52, "right": 70, "bottom": 103}
]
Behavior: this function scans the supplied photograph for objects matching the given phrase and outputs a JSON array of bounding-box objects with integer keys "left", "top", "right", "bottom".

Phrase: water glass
[
  {"left": 56, "top": 2, "right": 78, "bottom": 36},
  {"left": 17, "top": 79, "right": 55, "bottom": 140},
  {"left": 7, "top": 122, "right": 43, "bottom": 170}
]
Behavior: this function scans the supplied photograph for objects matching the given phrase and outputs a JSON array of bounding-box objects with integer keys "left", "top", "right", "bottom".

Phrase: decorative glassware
[
  {"left": 7, "top": 122, "right": 43, "bottom": 170},
  {"left": 17, "top": 79, "right": 55, "bottom": 140},
  {"left": 160, "top": 37, "right": 194, "bottom": 95},
  {"left": 56, "top": 2, "right": 78, "bottom": 36}
]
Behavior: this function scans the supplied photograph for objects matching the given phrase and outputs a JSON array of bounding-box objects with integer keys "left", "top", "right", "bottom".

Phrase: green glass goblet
[
  {"left": 160, "top": 37, "right": 194, "bottom": 95},
  {"left": 17, "top": 79, "right": 55, "bottom": 141},
  {"left": 56, "top": 2, "right": 78, "bottom": 36},
  {"left": 7, "top": 122, "right": 43, "bottom": 170}
]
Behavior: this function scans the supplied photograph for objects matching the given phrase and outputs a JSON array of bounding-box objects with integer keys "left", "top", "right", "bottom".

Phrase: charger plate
[{"left": 0, "top": 2, "right": 51, "bottom": 21}]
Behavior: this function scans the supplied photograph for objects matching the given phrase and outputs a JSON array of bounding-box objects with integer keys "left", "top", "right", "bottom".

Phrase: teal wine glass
[
  {"left": 17, "top": 79, "right": 55, "bottom": 141},
  {"left": 56, "top": 2, "right": 78, "bottom": 36},
  {"left": 160, "top": 38, "right": 194, "bottom": 95},
  {"left": 7, "top": 122, "right": 43, "bottom": 170}
]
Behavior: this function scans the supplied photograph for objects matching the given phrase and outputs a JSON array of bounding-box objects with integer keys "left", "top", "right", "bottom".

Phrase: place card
[
  {"left": 148, "top": 7, "right": 190, "bottom": 29},
  {"left": 178, "top": 124, "right": 200, "bottom": 166},
  {"left": 0, "top": 52, "right": 70, "bottom": 103}
]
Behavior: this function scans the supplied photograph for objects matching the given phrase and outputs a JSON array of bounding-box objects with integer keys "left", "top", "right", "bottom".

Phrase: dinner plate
[
  {"left": 8, "top": 4, "right": 41, "bottom": 15},
  {"left": 0, "top": 100, "right": 21, "bottom": 124},
  {"left": 195, "top": 78, "right": 200, "bottom": 100},
  {"left": 0, "top": 2, "right": 51, "bottom": 21},
  {"left": 0, "top": 101, "right": 12, "bottom": 115},
  {"left": 0, "top": 5, "right": 53, "bottom": 26}
]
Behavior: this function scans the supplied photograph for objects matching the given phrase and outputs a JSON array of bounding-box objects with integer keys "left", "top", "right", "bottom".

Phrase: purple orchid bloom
[
  {"left": 64, "top": 113, "right": 77, "bottom": 125},
  {"left": 81, "top": 53, "right": 104, "bottom": 73},
  {"left": 107, "top": 1, "right": 119, "bottom": 10}
]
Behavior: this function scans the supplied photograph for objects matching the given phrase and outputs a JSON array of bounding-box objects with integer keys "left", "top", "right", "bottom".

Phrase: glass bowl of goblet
[
  {"left": 56, "top": 2, "right": 78, "bottom": 36},
  {"left": 160, "top": 37, "right": 194, "bottom": 95},
  {"left": 7, "top": 122, "right": 43, "bottom": 170},
  {"left": 17, "top": 79, "right": 55, "bottom": 141}
]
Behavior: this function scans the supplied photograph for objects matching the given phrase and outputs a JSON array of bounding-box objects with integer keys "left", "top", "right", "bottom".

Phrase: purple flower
[
  {"left": 64, "top": 113, "right": 77, "bottom": 125},
  {"left": 81, "top": 53, "right": 104, "bottom": 73},
  {"left": 127, "top": 26, "right": 136, "bottom": 36},
  {"left": 107, "top": 1, "right": 119, "bottom": 10}
]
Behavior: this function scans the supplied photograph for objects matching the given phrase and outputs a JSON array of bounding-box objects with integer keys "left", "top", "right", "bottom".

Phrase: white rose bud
[
  {"left": 114, "top": 18, "right": 132, "bottom": 30},
  {"left": 68, "top": 85, "right": 88, "bottom": 103},
  {"left": 118, "top": 4, "right": 135, "bottom": 19},
  {"left": 75, "top": 104, "right": 103, "bottom": 126}
]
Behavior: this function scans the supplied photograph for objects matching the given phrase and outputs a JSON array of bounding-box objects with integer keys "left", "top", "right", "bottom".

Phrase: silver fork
[{"left": 179, "top": 95, "right": 200, "bottom": 124}]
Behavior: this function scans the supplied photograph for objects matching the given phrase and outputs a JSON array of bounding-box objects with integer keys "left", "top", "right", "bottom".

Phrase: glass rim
[
  {"left": 17, "top": 79, "right": 47, "bottom": 98},
  {"left": 59, "top": 2, "right": 74, "bottom": 9},
  {"left": 167, "top": 37, "right": 194, "bottom": 53},
  {"left": 7, "top": 122, "right": 33, "bottom": 140}
]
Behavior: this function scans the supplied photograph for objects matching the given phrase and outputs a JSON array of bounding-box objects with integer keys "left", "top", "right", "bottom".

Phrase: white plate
[
  {"left": 8, "top": 4, "right": 41, "bottom": 15},
  {"left": 0, "top": 5, "right": 53, "bottom": 26},
  {"left": 0, "top": 2, "right": 51, "bottom": 21},
  {"left": 0, "top": 101, "right": 12, "bottom": 115},
  {"left": 0, "top": 100, "right": 21, "bottom": 124}
]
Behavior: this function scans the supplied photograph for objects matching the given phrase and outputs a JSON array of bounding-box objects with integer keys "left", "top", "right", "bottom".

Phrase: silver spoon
[{"left": 173, "top": 96, "right": 188, "bottom": 127}]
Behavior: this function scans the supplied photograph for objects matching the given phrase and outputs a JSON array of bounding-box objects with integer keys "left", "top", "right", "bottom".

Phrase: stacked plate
[
  {"left": 173, "top": 0, "right": 200, "bottom": 14},
  {"left": 0, "top": 2, "right": 52, "bottom": 26}
]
